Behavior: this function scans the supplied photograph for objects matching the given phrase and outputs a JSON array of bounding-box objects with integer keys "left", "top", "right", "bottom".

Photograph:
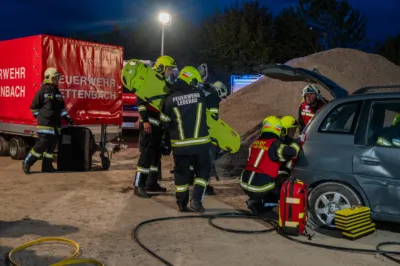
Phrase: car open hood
[{"left": 259, "top": 64, "right": 349, "bottom": 99}]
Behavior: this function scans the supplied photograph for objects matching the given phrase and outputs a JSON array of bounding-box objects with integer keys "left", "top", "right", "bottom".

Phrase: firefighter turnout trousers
[
  {"left": 174, "top": 149, "right": 211, "bottom": 207},
  {"left": 134, "top": 122, "right": 163, "bottom": 188},
  {"left": 188, "top": 143, "right": 218, "bottom": 184},
  {"left": 24, "top": 133, "right": 57, "bottom": 169},
  {"left": 240, "top": 170, "right": 279, "bottom": 204}
]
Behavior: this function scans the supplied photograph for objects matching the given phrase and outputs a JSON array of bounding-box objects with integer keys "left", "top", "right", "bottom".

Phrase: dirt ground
[{"left": 0, "top": 145, "right": 400, "bottom": 266}]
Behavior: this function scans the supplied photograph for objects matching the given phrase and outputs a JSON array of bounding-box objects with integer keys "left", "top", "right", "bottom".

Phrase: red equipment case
[
  {"left": 278, "top": 179, "right": 309, "bottom": 236},
  {"left": 0, "top": 35, "right": 123, "bottom": 168}
]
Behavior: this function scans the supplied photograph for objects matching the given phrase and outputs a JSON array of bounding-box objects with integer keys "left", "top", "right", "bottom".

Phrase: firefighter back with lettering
[
  {"left": 188, "top": 80, "right": 229, "bottom": 194},
  {"left": 278, "top": 116, "right": 301, "bottom": 177},
  {"left": 160, "top": 66, "right": 211, "bottom": 213},
  {"left": 240, "top": 116, "right": 298, "bottom": 215},
  {"left": 298, "top": 84, "right": 328, "bottom": 133},
  {"left": 22, "top": 68, "right": 74, "bottom": 174},
  {"left": 133, "top": 55, "right": 177, "bottom": 198}
]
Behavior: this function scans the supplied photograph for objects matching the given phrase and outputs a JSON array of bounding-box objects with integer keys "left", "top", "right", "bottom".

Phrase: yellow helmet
[
  {"left": 261, "top": 116, "right": 282, "bottom": 137},
  {"left": 178, "top": 66, "right": 203, "bottom": 88},
  {"left": 44, "top": 67, "right": 61, "bottom": 82},
  {"left": 154, "top": 55, "right": 177, "bottom": 73},
  {"left": 392, "top": 114, "right": 400, "bottom": 126},
  {"left": 281, "top": 116, "right": 299, "bottom": 136}
]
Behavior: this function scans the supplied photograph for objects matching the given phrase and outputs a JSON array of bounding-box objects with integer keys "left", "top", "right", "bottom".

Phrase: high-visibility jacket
[
  {"left": 160, "top": 80, "right": 210, "bottom": 155},
  {"left": 298, "top": 100, "right": 326, "bottom": 132},
  {"left": 245, "top": 134, "right": 298, "bottom": 179}
]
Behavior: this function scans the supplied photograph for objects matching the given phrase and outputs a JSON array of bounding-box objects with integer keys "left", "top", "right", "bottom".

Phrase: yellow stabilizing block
[
  {"left": 334, "top": 206, "right": 375, "bottom": 240},
  {"left": 8, "top": 237, "right": 103, "bottom": 266}
]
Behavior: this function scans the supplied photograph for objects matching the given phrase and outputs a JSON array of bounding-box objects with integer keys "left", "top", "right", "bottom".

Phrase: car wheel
[{"left": 308, "top": 182, "right": 363, "bottom": 228}]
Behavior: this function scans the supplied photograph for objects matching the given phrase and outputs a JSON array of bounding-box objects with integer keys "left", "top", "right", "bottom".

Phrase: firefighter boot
[
  {"left": 177, "top": 200, "right": 190, "bottom": 212},
  {"left": 190, "top": 200, "right": 205, "bottom": 213},
  {"left": 205, "top": 185, "right": 216, "bottom": 195},
  {"left": 134, "top": 187, "right": 150, "bottom": 198},
  {"left": 176, "top": 191, "right": 190, "bottom": 212},
  {"left": 22, "top": 154, "right": 37, "bottom": 175},
  {"left": 146, "top": 173, "right": 167, "bottom": 192},
  {"left": 42, "top": 158, "right": 56, "bottom": 173},
  {"left": 246, "top": 200, "right": 261, "bottom": 216}
]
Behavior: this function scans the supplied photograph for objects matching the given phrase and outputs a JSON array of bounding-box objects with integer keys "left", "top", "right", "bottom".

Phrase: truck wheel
[
  {"left": 101, "top": 157, "right": 110, "bottom": 170},
  {"left": 308, "top": 182, "right": 363, "bottom": 228},
  {"left": 0, "top": 136, "right": 10, "bottom": 156},
  {"left": 9, "top": 138, "right": 27, "bottom": 160}
]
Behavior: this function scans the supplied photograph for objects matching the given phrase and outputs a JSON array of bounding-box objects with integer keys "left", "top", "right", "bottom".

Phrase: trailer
[{"left": 0, "top": 35, "right": 123, "bottom": 169}]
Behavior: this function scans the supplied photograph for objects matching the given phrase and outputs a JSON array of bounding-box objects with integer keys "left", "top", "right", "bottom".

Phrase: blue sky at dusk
[{"left": 1, "top": 0, "right": 399, "bottom": 43}]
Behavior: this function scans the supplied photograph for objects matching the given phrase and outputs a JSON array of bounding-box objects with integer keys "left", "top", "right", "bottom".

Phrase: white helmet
[
  {"left": 302, "top": 84, "right": 321, "bottom": 98},
  {"left": 211, "top": 81, "right": 228, "bottom": 98}
]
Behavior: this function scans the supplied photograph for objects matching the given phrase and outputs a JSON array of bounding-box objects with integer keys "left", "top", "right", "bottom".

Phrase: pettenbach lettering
[{"left": 172, "top": 93, "right": 200, "bottom": 106}]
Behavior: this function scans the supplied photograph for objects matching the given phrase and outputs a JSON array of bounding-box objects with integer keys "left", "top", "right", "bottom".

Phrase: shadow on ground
[{"left": 0, "top": 218, "right": 79, "bottom": 238}]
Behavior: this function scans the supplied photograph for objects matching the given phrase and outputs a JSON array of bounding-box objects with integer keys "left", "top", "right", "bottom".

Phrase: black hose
[{"left": 132, "top": 212, "right": 400, "bottom": 266}]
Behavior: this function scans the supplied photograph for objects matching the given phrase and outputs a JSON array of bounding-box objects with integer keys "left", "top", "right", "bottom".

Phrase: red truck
[
  {"left": 122, "top": 91, "right": 140, "bottom": 130},
  {"left": 0, "top": 35, "right": 123, "bottom": 169}
]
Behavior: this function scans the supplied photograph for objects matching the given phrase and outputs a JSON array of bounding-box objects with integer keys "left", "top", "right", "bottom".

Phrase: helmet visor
[
  {"left": 168, "top": 67, "right": 180, "bottom": 83},
  {"left": 197, "top": 63, "right": 208, "bottom": 83}
]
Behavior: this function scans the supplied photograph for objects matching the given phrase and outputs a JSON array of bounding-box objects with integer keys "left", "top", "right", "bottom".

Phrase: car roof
[{"left": 332, "top": 92, "right": 400, "bottom": 104}]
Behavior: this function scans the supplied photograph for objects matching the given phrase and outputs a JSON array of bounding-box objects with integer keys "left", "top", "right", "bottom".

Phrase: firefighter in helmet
[
  {"left": 187, "top": 80, "right": 229, "bottom": 194},
  {"left": 241, "top": 116, "right": 298, "bottom": 215},
  {"left": 23, "top": 67, "right": 74, "bottom": 174},
  {"left": 279, "top": 116, "right": 301, "bottom": 177},
  {"left": 298, "top": 84, "right": 328, "bottom": 133},
  {"left": 133, "top": 55, "right": 177, "bottom": 198},
  {"left": 160, "top": 66, "right": 211, "bottom": 212},
  {"left": 376, "top": 114, "right": 400, "bottom": 147}
]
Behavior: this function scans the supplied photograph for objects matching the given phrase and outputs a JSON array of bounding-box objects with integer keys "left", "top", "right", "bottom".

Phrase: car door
[
  {"left": 259, "top": 64, "right": 349, "bottom": 99},
  {"left": 353, "top": 99, "right": 400, "bottom": 216}
]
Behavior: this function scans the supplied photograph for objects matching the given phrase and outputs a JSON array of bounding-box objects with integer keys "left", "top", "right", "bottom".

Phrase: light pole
[{"left": 158, "top": 12, "right": 171, "bottom": 56}]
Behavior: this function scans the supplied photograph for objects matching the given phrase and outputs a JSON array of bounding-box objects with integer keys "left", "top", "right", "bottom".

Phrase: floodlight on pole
[{"left": 158, "top": 12, "right": 171, "bottom": 56}]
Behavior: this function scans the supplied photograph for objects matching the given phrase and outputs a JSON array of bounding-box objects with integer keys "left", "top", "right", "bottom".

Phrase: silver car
[{"left": 261, "top": 64, "right": 400, "bottom": 228}]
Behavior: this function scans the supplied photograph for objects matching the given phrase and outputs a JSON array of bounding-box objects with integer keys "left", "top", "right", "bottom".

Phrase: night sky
[{"left": 2, "top": 0, "right": 399, "bottom": 44}]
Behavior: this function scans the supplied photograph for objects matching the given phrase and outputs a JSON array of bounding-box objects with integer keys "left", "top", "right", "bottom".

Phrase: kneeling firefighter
[
  {"left": 160, "top": 66, "right": 211, "bottom": 213},
  {"left": 23, "top": 68, "right": 74, "bottom": 174},
  {"left": 240, "top": 116, "right": 298, "bottom": 215},
  {"left": 278, "top": 116, "right": 301, "bottom": 177},
  {"left": 134, "top": 55, "right": 177, "bottom": 198}
]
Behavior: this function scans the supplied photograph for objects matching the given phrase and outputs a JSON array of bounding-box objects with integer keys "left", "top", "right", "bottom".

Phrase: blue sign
[{"left": 230, "top": 74, "right": 262, "bottom": 94}]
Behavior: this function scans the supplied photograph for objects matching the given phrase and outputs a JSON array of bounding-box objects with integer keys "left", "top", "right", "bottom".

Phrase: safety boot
[
  {"left": 205, "top": 185, "right": 216, "bottom": 195},
  {"left": 177, "top": 201, "right": 190, "bottom": 212},
  {"left": 22, "top": 154, "right": 37, "bottom": 175},
  {"left": 134, "top": 187, "right": 150, "bottom": 198},
  {"left": 42, "top": 158, "right": 56, "bottom": 173},
  {"left": 190, "top": 200, "right": 205, "bottom": 213},
  {"left": 246, "top": 200, "right": 260, "bottom": 216},
  {"left": 22, "top": 161, "right": 31, "bottom": 175},
  {"left": 146, "top": 182, "right": 167, "bottom": 192}
]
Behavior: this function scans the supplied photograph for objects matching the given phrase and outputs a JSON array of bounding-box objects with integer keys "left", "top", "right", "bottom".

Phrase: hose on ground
[
  {"left": 132, "top": 212, "right": 400, "bottom": 266},
  {"left": 5, "top": 237, "right": 103, "bottom": 266}
]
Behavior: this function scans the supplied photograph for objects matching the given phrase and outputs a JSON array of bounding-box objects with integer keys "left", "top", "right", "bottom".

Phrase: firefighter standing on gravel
[
  {"left": 298, "top": 84, "right": 328, "bottom": 132},
  {"left": 187, "top": 80, "right": 229, "bottom": 195},
  {"left": 133, "top": 55, "right": 177, "bottom": 198},
  {"left": 160, "top": 66, "right": 211, "bottom": 213},
  {"left": 279, "top": 116, "right": 301, "bottom": 177},
  {"left": 240, "top": 116, "right": 298, "bottom": 215},
  {"left": 22, "top": 67, "right": 74, "bottom": 175}
]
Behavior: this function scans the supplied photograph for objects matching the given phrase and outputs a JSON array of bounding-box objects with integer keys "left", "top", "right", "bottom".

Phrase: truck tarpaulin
[{"left": 0, "top": 35, "right": 123, "bottom": 127}]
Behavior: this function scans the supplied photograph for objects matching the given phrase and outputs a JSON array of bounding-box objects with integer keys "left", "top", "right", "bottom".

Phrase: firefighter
[
  {"left": 240, "top": 116, "right": 298, "bottom": 215},
  {"left": 160, "top": 66, "right": 211, "bottom": 213},
  {"left": 298, "top": 84, "right": 328, "bottom": 132},
  {"left": 188, "top": 80, "right": 229, "bottom": 194},
  {"left": 133, "top": 55, "right": 177, "bottom": 198},
  {"left": 22, "top": 67, "right": 74, "bottom": 174},
  {"left": 376, "top": 114, "right": 400, "bottom": 147},
  {"left": 278, "top": 116, "right": 301, "bottom": 177}
]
